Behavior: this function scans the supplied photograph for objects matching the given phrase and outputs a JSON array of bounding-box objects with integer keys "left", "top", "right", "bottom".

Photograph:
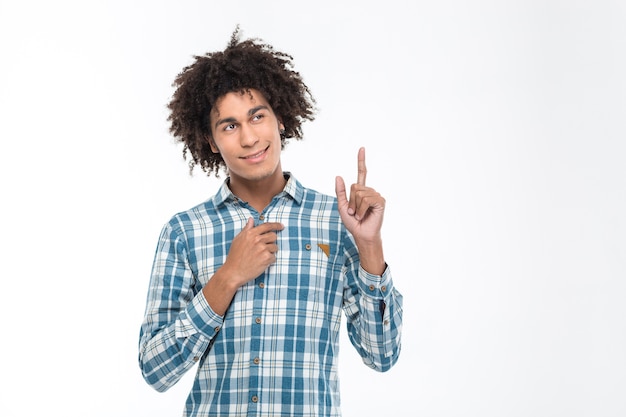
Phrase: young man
[{"left": 138, "top": 28, "right": 403, "bottom": 417}]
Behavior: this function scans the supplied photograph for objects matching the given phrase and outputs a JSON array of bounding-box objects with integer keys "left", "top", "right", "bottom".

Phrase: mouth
[{"left": 241, "top": 146, "right": 269, "bottom": 160}]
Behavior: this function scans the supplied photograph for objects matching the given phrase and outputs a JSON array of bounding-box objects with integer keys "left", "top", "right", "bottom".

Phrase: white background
[{"left": 1, "top": 1, "right": 625, "bottom": 416}]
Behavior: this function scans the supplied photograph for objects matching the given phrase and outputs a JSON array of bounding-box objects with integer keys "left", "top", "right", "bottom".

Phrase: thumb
[
  {"left": 244, "top": 217, "right": 255, "bottom": 229},
  {"left": 335, "top": 176, "right": 347, "bottom": 204}
]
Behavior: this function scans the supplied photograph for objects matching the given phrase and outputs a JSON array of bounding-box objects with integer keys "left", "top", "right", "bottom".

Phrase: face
[{"left": 209, "top": 89, "right": 285, "bottom": 186}]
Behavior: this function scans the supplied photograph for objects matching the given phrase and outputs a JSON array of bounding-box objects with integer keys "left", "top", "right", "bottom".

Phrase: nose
[{"left": 239, "top": 123, "right": 258, "bottom": 147}]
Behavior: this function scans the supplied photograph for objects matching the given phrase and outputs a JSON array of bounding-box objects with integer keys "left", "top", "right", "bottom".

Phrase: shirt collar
[{"left": 213, "top": 172, "right": 303, "bottom": 207}]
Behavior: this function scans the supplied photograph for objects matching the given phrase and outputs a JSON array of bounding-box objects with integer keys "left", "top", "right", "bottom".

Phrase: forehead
[{"left": 210, "top": 88, "right": 271, "bottom": 119}]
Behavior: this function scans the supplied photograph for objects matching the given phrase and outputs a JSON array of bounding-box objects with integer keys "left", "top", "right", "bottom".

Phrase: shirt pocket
[{"left": 293, "top": 239, "right": 343, "bottom": 317}]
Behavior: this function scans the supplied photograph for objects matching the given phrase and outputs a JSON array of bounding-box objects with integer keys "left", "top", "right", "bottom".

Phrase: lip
[{"left": 240, "top": 146, "right": 269, "bottom": 162}]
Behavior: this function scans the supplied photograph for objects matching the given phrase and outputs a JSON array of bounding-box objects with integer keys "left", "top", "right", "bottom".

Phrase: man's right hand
[
  {"left": 223, "top": 217, "right": 284, "bottom": 286},
  {"left": 203, "top": 217, "right": 284, "bottom": 316}
]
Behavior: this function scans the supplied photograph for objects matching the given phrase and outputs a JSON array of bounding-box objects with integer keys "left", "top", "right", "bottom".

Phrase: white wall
[{"left": 1, "top": 1, "right": 624, "bottom": 416}]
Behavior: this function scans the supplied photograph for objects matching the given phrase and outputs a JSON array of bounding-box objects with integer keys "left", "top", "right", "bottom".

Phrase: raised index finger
[{"left": 357, "top": 147, "right": 367, "bottom": 185}]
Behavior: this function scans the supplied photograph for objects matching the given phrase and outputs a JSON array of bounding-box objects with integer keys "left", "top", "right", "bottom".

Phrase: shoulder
[
  {"left": 163, "top": 196, "right": 220, "bottom": 236},
  {"left": 299, "top": 185, "right": 337, "bottom": 209}
]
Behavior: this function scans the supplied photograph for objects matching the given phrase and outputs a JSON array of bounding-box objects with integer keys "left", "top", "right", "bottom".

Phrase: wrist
[{"left": 356, "top": 239, "right": 386, "bottom": 276}]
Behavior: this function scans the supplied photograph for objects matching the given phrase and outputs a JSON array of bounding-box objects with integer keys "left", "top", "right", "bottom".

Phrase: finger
[
  {"left": 259, "top": 231, "right": 279, "bottom": 244},
  {"left": 353, "top": 192, "right": 371, "bottom": 221},
  {"left": 335, "top": 176, "right": 347, "bottom": 203},
  {"left": 347, "top": 183, "right": 358, "bottom": 216},
  {"left": 254, "top": 221, "right": 284, "bottom": 234},
  {"left": 244, "top": 217, "right": 255, "bottom": 230},
  {"left": 357, "top": 147, "right": 367, "bottom": 186},
  {"left": 354, "top": 190, "right": 385, "bottom": 221}
]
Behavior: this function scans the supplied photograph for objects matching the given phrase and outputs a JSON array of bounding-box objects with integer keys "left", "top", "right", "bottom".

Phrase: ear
[
  {"left": 207, "top": 135, "right": 219, "bottom": 153},
  {"left": 274, "top": 115, "right": 284, "bottom": 131}
]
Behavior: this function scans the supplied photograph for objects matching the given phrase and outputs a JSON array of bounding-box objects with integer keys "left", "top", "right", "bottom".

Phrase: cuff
[
  {"left": 185, "top": 291, "right": 224, "bottom": 339},
  {"left": 358, "top": 263, "right": 393, "bottom": 299}
]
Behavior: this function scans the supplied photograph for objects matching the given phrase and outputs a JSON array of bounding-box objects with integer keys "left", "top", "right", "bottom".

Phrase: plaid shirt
[{"left": 139, "top": 174, "right": 403, "bottom": 417}]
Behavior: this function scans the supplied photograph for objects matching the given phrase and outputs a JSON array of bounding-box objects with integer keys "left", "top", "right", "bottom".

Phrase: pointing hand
[{"left": 335, "top": 147, "right": 385, "bottom": 243}]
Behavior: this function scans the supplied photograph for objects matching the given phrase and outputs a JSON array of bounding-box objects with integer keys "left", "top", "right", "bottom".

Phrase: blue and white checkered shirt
[{"left": 139, "top": 173, "right": 403, "bottom": 417}]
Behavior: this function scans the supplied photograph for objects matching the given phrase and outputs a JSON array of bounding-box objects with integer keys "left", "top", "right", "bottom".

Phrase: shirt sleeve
[
  {"left": 341, "top": 234, "right": 403, "bottom": 372},
  {"left": 138, "top": 220, "right": 223, "bottom": 392}
]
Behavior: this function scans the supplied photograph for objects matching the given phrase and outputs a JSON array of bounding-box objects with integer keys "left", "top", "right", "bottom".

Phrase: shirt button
[
  {"left": 259, "top": 214, "right": 265, "bottom": 220},
  {"left": 369, "top": 285, "right": 375, "bottom": 291},
  {"left": 305, "top": 243, "right": 311, "bottom": 250},
  {"left": 255, "top": 317, "right": 262, "bottom": 324},
  {"left": 192, "top": 356, "right": 199, "bottom": 362},
  {"left": 253, "top": 357, "right": 260, "bottom": 364},
  {"left": 381, "top": 285, "right": 387, "bottom": 292},
  {"left": 214, "top": 326, "right": 221, "bottom": 332},
  {"left": 384, "top": 320, "right": 389, "bottom": 325},
  {"left": 251, "top": 395, "right": 259, "bottom": 403},
  {"left": 259, "top": 282, "right": 265, "bottom": 289}
]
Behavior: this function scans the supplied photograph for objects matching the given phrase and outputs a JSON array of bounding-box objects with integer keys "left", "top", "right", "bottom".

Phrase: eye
[
  {"left": 251, "top": 113, "right": 265, "bottom": 123},
  {"left": 224, "top": 123, "right": 236, "bottom": 131}
]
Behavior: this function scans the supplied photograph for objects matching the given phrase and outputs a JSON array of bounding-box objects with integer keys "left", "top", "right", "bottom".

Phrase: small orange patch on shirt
[{"left": 317, "top": 243, "right": 330, "bottom": 257}]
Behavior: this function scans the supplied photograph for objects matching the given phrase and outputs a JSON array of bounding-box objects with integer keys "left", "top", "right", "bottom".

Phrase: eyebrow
[{"left": 214, "top": 105, "right": 269, "bottom": 129}]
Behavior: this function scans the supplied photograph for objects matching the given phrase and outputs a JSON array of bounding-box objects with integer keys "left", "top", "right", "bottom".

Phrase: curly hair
[{"left": 167, "top": 27, "right": 317, "bottom": 177}]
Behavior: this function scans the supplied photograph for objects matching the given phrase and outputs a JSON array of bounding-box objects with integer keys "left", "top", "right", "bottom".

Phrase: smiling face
[{"left": 209, "top": 89, "right": 285, "bottom": 195}]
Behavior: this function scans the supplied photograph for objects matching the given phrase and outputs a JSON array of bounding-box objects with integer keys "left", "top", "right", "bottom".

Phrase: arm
[
  {"left": 336, "top": 147, "right": 403, "bottom": 371},
  {"left": 138, "top": 222, "right": 222, "bottom": 392},
  {"left": 341, "top": 234, "right": 403, "bottom": 372},
  {"left": 138, "top": 217, "right": 284, "bottom": 391}
]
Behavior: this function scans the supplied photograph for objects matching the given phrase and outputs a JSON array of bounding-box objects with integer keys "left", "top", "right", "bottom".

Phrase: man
[{"left": 139, "top": 28, "right": 403, "bottom": 417}]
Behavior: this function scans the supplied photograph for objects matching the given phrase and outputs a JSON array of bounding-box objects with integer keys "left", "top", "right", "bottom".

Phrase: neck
[{"left": 229, "top": 170, "right": 287, "bottom": 212}]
